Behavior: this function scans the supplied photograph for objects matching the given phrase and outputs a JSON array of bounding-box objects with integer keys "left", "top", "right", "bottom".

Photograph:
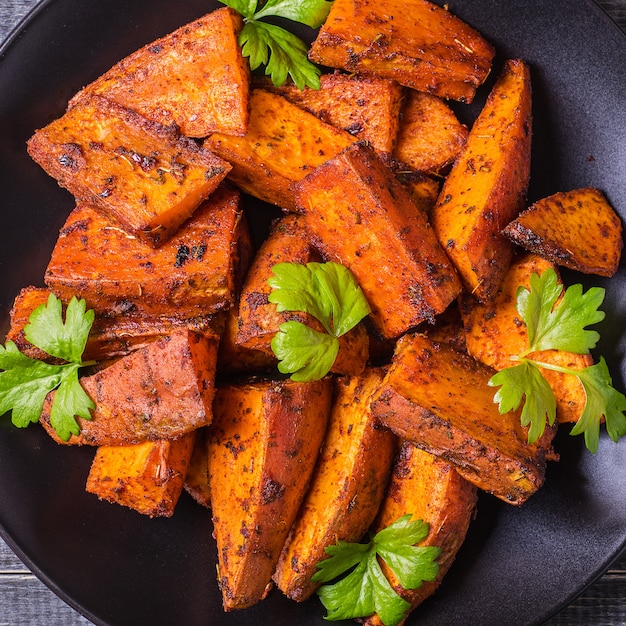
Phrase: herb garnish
[
  {"left": 312, "top": 514, "right": 440, "bottom": 626},
  {"left": 268, "top": 261, "right": 370, "bottom": 381},
  {"left": 489, "top": 268, "right": 626, "bottom": 453},
  {"left": 219, "top": 0, "right": 333, "bottom": 89},
  {"left": 0, "top": 294, "right": 95, "bottom": 441}
]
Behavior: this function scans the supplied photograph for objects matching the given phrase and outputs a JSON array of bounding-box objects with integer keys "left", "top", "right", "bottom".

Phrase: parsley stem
[{"left": 515, "top": 356, "right": 582, "bottom": 377}]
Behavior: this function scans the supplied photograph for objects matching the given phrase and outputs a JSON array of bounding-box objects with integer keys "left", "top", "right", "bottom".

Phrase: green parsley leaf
[
  {"left": 0, "top": 293, "right": 95, "bottom": 441},
  {"left": 219, "top": 0, "right": 332, "bottom": 89},
  {"left": 313, "top": 514, "right": 440, "bottom": 626},
  {"left": 268, "top": 262, "right": 370, "bottom": 380}
]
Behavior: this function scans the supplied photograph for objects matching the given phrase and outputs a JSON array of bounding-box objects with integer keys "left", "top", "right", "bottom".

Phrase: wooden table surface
[{"left": 1, "top": 0, "right": 625, "bottom": 624}]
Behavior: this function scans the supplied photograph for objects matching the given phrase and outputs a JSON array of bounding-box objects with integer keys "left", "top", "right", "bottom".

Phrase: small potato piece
[
  {"left": 183, "top": 427, "right": 211, "bottom": 509},
  {"left": 460, "top": 252, "right": 592, "bottom": 424},
  {"left": 363, "top": 443, "right": 477, "bottom": 626},
  {"left": 309, "top": 0, "right": 494, "bottom": 103},
  {"left": 70, "top": 8, "right": 249, "bottom": 138},
  {"left": 266, "top": 73, "right": 404, "bottom": 155},
  {"left": 431, "top": 59, "right": 533, "bottom": 302},
  {"left": 204, "top": 89, "right": 356, "bottom": 210},
  {"left": 370, "top": 333, "right": 553, "bottom": 505},
  {"left": 503, "top": 188, "right": 623, "bottom": 277},
  {"left": 273, "top": 369, "right": 396, "bottom": 602},
  {"left": 45, "top": 185, "right": 248, "bottom": 318},
  {"left": 295, "top": 142, "right": 461, "bottom": 339},
  {"left": 208, "top": 377, "right": 333, "bottom": 611},
  {"left": 394, "top": 90, "right": 469, "bottom": 175},
  {"left": 85, "top": 432, "right": 195, "bottom": 518},
  {"left": 40, "top": 329, "right": 220, "bottom": 446},
  {"left": 27, "top": 94, "right": 230, "bottom": 246}
]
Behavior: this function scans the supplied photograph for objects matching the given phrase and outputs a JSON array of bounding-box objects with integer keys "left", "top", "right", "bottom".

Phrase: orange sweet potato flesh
[
  {"left": 208, "top": 377, "right": 333, "bottom": 611},
  {"left": 265, "top": 73, "right": 403, "bottom": 155},
  {"left": 363, "top": 442, "right": 477, "bottom": 626},
  {"left": 273, "top": 368, "right": 396, "bottom": 602},
  {"left": 204, "top": 89, "right": 356, "bottom": 211},
  {"left": 459, "top": 252, "right": 592, "bottom": 424},
  {"left": 85, "top": 432, "right": 196, "bottom": 518},
  {"left": 370, "top": 333, "right": 554, "bottom": 505},
  {"left": 70, "top": 8, "right": 249, "bottom": 138},
  {"left": 309, "top": 0, "right": 494, "bottom": 103},
  {"left": 27, "top": 94, "right": 230, "bottom": 246},
  {"left": 44, "top": 185, "right": 248, "bottom": 318},
  {"left": 503, "top": 187, "right": 623, "bottom": 277},
  {"left": 431, "top": 59, "right": 533, "bottom": 302},
  {"left": 295, "top": 142, "right": 461, "bottom": 339},
  {"left": 183, "top": 426, "right": 211, "bottom": 509},
  {"left": 40, "top": 329, "right": 219, "bottom": 446}
]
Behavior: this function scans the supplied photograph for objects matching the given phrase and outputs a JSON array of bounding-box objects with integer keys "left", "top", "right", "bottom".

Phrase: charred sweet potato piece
[
  {"left": 309, "top": 0, "right": 494, "bottom": 103},
  {"left": 370, "top": 333, "right": 554, "bottom": 505},
  {"left": 183, "top": 426, "right": 211, "bottom": 509},
  {"left": 394, "top": 90, "right": 469, "bottom": 175},
  {"left": 204, "top": 89, "right": 356, "bottom": 210},
  {"left": 431, "top": 59, "right": 533, "bottom": 301},
  {"left": 265, "top": 73, "right": 403, "bottom": 155},
  {"left": 27, "top": 94, "right": 230, "bottom": 245},
  {"left": 85, "top": 432, "right": 196, "bottom": 518},
  {"left": 503, "top": 188, "right": 623, "bottom": 277},
  {"left": 394, "top": 169, "right": 441, "bottom": 214},
  {"left": 44, "top": 185, "right": 248, "bottom": 318},
  {"left": 363, "top": 442, "right": 477, "bottom": 626},
  {"left": 208, "top": 377, "right": 333, "bottom": 611},
  {"left": 70, "top": 8, "right": 249, "bottom": 138},
  {"left": 273, "top": 369, "right": 396, "bottom": 601},
  {"left": 459, "top": 253, "right": 592, "bottom": 424},
  {"left": 295, "top": 142, "right": 461, "bottom": 339},
  {"left": 40, "top": 329, "right": 220, "bottom": 446}
]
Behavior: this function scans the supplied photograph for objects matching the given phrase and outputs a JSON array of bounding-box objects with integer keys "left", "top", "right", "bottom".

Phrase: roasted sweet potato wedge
[
  {"left": 208, "top": 377, "right": 333, "bottom": 611},
  {"left": 370, "top": 333, "right": 554, "bottom": 505},
  {"left": 265, "top": 73, "right": 403, "bottom": 155},
  {"left": 41, "top": 329, "right": 220, "bottom": 446},
  {"left": 363, "top": 442, "right": 477, "bottom": 626},
  {"left": 295, "top": 142, "right": 461, "bottom": 339},
  {"left": 273, "top": 369, "right": 396, "bottom": 601},
  {"left": 70, "top": 8, "right": 249, "bottom": 138},
  {"left": 431, "top": 59, "right": 533, "bottom": 302},
  {"left": 85, "top": 432, "right": 196, "bottom": 518},
  {"left": 459, "top": 252, "right": 593, "bottom": 424},
  {"left": 44, "top": 185, "right": 248, "bottom": 318},
  {"left": 204, "top": 89, "right": 356, "bottom": 210},
  {"left": 394, "top": 90, "right": 469, "bottom": 175},
  {"left": 503, "top": 188, "right": 623, "bottom": 277},
  {"left": 309, "top": 0, "right": 494, "bottom": 103},
  {"left": 183, "top": 426, "right": 211, "bottom": 509},
  {"left": 27, "top": 94, "right": 230, "bottom": 246}
]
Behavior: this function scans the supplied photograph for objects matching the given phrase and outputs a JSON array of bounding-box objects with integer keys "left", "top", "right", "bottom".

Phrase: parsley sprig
[
  {"left": 268, "top": 261, "right": 370, "bottom": 381},
  {"left": 312, "top": 515, "right": 440, "bottom": 626},
  {"left": 489, "top": 268, "right": 626, "bottom": 453},
  {"left": 0, "top": 294, "right": 95, "bottom": 441},
  {"left": 219, "top": 0, "right": 332, "bottom": 89}
]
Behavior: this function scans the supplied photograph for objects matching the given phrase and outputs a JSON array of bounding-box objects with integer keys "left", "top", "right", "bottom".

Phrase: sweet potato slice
[
  {"left": 503, "top": 188, "right": 623, "bottom": 277},
  {"left": 44, "top": 185, "right": 248, "bottom": 318},
  {"left": 208, "top": 377, "right": 333, "bottom": 611},
  {"left": 204, "top": 89, "right": 356, "bottom": 210},
  {"left": 363, "top": 442, "right": 477, "bottom": 626},
  {"left": 183, "top": 426, "right": 211, "bottom": 509},
  {"left": 273, "top": 369, "right": 396, "bottom": 602},
  {"left": 295, "top": 142, "right": 461, "bottom": 339},
  {"left": 70, "top": 8, "right": 249, "bottom": 138},
  {"left": 309, "top": 0, "right": 494, "bottom": 103},
  {"left": 370, "top": 333, "right": 554, "bottom": 505},
  {"left": 431, "top": 59, "right": 533, "bottom": 301},
  {"left": 459, "top": 252, "right": 592, "bottom": 424},
  {"left": 40, "top": 329, "right": 220, "bottom": 446},
  {"left": 394, "top": 90, "right": 469, "bottom": 175},
  {"left": 265, "top": 73, "right": 403, "bottom": 155},
  {"left": 27, "top": 94, "right": 230, "bottom": 245},
  {"left": 85, "top": 432, "right": 195, "bottom": 518}
]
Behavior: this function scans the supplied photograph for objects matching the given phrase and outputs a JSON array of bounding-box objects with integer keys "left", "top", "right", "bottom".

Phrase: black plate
[{"left": 1, "top": 1, "right": 625, "bottom": 625}]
